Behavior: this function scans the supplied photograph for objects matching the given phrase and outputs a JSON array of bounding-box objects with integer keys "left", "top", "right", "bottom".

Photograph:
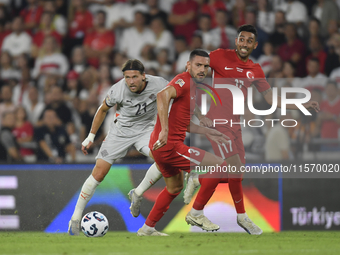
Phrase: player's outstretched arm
[
  {"left": 153, "top": 86, "right": 177, "bottom": 151},
  {"left": 81, "top": 99, "right": 111, "bottom": 155},
  {"left": 187, "top": 121, "right": 230, "bottom": 145},
  {"left": 261, "top": 88, "right": 320, "bottom": 113}
]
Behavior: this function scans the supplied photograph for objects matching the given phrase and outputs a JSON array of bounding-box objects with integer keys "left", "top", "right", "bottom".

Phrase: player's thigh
[
  {"left": 207, "top": 129, "right": 239, "bottom": 160},
  {"left": 92, "top": 158, "right": 112, "bottom": 182},
  {"left": 95, "top": 131, "right": 136, "bottom": 164},
  {"left": 134, "top": 130, "right": 153, "bottom": 157},
  {"left": 200, "top": 151, "right": 224, "bottom": 167}
]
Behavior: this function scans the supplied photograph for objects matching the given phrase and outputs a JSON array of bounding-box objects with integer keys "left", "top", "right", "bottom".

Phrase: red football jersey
[
  {"left": 207, "top": 49, "right": 270, "bottom": 131},
  {"left": 150, "top": 72, "right": 196, "bottom": 145}
]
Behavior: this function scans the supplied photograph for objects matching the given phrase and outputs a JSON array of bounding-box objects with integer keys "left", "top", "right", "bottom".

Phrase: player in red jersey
[
  {"left": 184, "top": 25, "right": 320, "bottom": 235},
  {"left": 137, "top": 49, "right": 231, "bottom": 236}
]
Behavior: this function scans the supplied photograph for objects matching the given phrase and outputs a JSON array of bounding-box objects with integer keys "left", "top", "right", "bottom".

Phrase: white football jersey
[{"left": 105, "top": 75, "right": 168, "bottom": 135}]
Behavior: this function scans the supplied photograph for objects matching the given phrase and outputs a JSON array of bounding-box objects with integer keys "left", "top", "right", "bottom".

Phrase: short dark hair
[
  {"left": 237, "top": 24, "right": 258, "bottom": 40},
  {"left": 309, "top": 57, "right": 320, "bottom": 64},
  {"left": 189, "top": 49, "right": 209, "bottom": 61},
  {"left": 121, "top": 59, "right": 145, "bottom": 74},
  {"left": 96, "top": 10, "right": 106, "bottom": 18}
]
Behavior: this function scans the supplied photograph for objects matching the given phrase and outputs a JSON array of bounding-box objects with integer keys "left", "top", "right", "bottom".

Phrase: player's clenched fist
[{"left": 81, "top": 133, "right": 95, "bottom": 155}]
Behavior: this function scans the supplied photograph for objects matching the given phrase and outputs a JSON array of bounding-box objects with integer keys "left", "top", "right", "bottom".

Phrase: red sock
[
  {"left": 145, "top": 187, "right": 180, "bottom": 227},
  {"left": 228, "top": 175, "right": 245, "bottom": 213},
  {"left": 193, "top": 161, "right": 228, "bottom": 210}
]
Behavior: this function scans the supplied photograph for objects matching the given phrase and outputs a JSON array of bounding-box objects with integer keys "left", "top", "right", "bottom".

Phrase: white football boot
[
  {"left": 237, "top": 214, "right": 263, "bottom": 235},
  {"left": 185, "top": 212, "right": 220, "bottom": 231},
  {"left": 68, "top": 219, "right": 80, "bottom": 236},
  {"left": 183, "top": 172, "right": 200, "bottom": 204},
  {"left": 128, "top": 189, "right": 143, "bottom": 217}
]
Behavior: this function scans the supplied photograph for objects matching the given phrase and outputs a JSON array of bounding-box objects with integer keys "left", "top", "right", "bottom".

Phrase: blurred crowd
[{"left": 0, "top": 0, "right": 340, "bottom": 163}]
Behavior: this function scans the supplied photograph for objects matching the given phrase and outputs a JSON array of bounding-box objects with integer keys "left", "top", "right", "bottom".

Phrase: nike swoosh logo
[
  {"left": 235, "top": 199, "right": 242, "bottom": 203},
  {"left": 225, "top": 67, "right": 233, "bottom": 70}
]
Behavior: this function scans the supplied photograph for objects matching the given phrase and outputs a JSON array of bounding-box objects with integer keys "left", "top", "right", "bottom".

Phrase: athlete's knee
[
  {"left": 167, "top": 184, "right": 183, "bottom": 194},
  {"left": 92, "top": 163, "right": 110, "bottom": 182}
]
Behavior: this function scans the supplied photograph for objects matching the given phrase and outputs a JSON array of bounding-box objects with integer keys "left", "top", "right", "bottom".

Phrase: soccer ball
[{"left": 81, "top": 211, "right": 109, "bottom": 237}]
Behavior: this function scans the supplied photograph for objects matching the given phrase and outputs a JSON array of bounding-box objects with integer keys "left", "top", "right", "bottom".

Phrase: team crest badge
[
  {"left": 246, "top": 71, "right": 255, "bottom": 80},
  {"left": 175, "top": 79, "right": 185, "bottom": 87}
]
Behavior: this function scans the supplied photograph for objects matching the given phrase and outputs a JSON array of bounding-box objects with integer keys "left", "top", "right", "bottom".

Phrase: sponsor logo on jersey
[
  {"left": 175, "top": 79, "right": 185, "bottom": 87},
  {"left": 149, "top": 94, "right": 156, "bottom": 101},
  {"left": 246, "top": 71, "right": 255, "bottom": 80},
  {"left": 236, "top": 67, "right": 243, "bottom": 73}
]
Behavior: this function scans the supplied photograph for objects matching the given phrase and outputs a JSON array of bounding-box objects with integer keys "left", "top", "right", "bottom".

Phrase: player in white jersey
[{"left": 68, "top": 59, "right": 168, "bottom": 235}]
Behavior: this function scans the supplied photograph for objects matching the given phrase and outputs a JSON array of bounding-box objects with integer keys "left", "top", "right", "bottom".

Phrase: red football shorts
[
  {"left": 151, "top": 142, "right": 206, "bottom": 178},
  {"left": 206, "top": 128, "right": 246, "bottom": 164}
]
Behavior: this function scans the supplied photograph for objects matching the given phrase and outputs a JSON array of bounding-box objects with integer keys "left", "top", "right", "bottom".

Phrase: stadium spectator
[
  {"left": 0, "top": 85, "right": 15, "bottom": 123},
  {"left": 300, "top": 58, "right": 328, "bottom": 90},
  {"left": 330, "top": 65, "right": 340, "bottom": 85},
  {"left": 140, "top": 44, "right": 158, "bottom": 71},
  {"left": 210, "top": 9, "right": 237, "bottom": 50},
  {"left": 174, "top": 35, "right": 190, "bottom": 73},
  {"left": 196, "top": 14, "right": 214, "bottom": 51},
  {"left": 268, "top": 10, "right": 287, "bottom": 51},
  {"left": 12, "top": 68, "right": 33, "bottom": 107},
  {"left": 0, "top": 111, "right": 22, "bottom": 162},
  {"left": 103, "top": 0, "right": 131, "bottom": 30},
  {"left": 276, "top": 0, "right": 308, "bottom": 25},
  {"left": 168, "top": 0, "right": 199, "bottom": 44},
  {"left": 31, "top": 12, "right": 63, "bottom": 58},
  {"left": 156, "top": 49, "right": 172, "bottom": 80},
  {"left": 67, "top": 0, "right": 93, "bottom": 55},
  {"left": 83, "top": 10, "right": 115, "bottom": 68},
  {"left": 257, "top": 42, "right": 274, "bottom": 76},
  {"left": 312, "top": 0, "right": 340, "bottom": 38},
  {"left": 12, "top": 106, "right": 35, "bottom": 162},
  {"left": 32, "top": 36, "right": 69, "bottom": 90},
  {"left": 244, "top": 8, "right": 268, "bottom": 59},
  {"left": 200, "top": 0, "right": 227, "bottom": 28},
  {"left": 20, "top": 0, "right": 43, "bottom": 32},
  {"left": 242, "top": 107, "right": 265, "bottom": 160},
  {"left": 306, "top": 36, "right": 327, "bottom": 74},
  {"left": 35, "top": 109, "right": 76, "bottom": 163},
  {"left": 257, "top": 0, "right": 275, "bottom": 34},
  {"left": 95, "top": 64, "right": 112, "bottom": 102},
  {"left": 277, "top": 23, "right": 306, "bottom": 77},
  {"left": 1, "top": 16, "right": 32, "bottom": 58},
  {"left": 39, "top": 86, "right": 73, "bottom": 126},
  {"left": 0, "top": 51, "right": 21, "bottom": 82},
  {"left": 146, "top": 0, "right": 169, "bottom": 29},
  {"left": 119, "top": 11, "right": 155, "bottom": 60},
  {"left": 16, "top": 53, "right": 30, "bottom": 71},
  {"left": 111, "top": 51, "right": 127, "bottom": 82},
  {"left": 265, "top": 113, "right": 291, "bottom": 161},
  {"left": 280, "top": 61, "right": 300, "bottom": 88},
  {"left": 150, "top": 17, "right": 175, "bottom": 61},
  {"left": 305, "top": 17, "right": 322, "bottom": 43},
  {"left": 64, "top": 70, "right": 81, "bottom": 103},
  {"left": 267, "top": 55, "right": 283, "bottom": 80},
  {"left": 325, "top": 33, "right": 340, "bottom": 76},
  {"left": 231, "top": 0, "right": 247, "bottom": 28},
  {"left": 43, "top": 0, "right": 68, "bottom": 37},
  {"left": 316, "top": 80, "right": 340, "bottom": 150},
  {"left": 26, "top": 86, "right": 45, "bottom": 126},
  {"left": 0, "top": 20, "right": 11, "bottom": 49},
  {"left": 70, "top": 46, "right": 88, "bottom": 74}
]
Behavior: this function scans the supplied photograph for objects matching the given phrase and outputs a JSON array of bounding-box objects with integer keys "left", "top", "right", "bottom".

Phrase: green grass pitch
[{"left": 0, "top": 231, "right": 339, "bottom": 255}]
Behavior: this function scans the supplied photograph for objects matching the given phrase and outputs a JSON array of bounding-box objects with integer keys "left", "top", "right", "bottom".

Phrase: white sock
[
  {"left": 134, "top": 163, "right": 162, "bottom": 196},
  {"left": 71, "top": 174, "right": 100, "bottom": 221},
  {"left": 190, "top": 208, "right": 204, "bottom": 217},
  {"left": 141, "top": 223, "right": 155, "bottom": 232}
]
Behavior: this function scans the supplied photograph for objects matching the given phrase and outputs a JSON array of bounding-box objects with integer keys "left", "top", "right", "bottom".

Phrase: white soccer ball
[{"left": 81, "top": 211, "right": 109, "bottom": 237}]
